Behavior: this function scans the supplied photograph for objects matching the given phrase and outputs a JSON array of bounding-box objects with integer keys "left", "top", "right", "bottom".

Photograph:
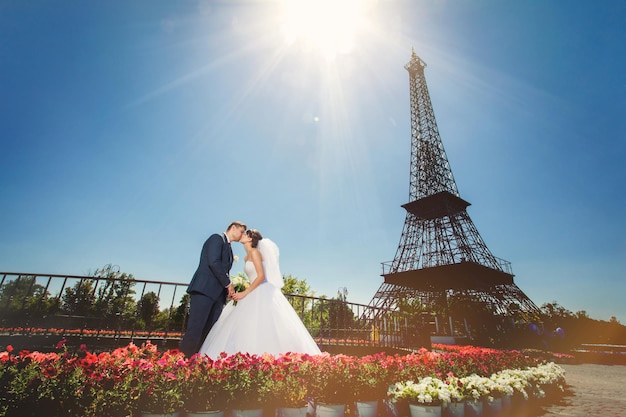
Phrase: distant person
[
  {"left": 199, "top": 229, "right": 321, "bottom": 357},
  {"left": 553, "top": 326, "right": 567, "bottom": 351},
  {"left": 555, "top": 326, "right": 565, "bottom": 339},
  {"left": 179, "top": 221, "right": 247, "bottom": 357}
]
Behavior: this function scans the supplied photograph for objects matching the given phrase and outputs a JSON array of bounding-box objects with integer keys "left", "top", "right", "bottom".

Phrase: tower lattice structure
[{"left": 367, "top": 50, "right": 541, "bottom": 329}]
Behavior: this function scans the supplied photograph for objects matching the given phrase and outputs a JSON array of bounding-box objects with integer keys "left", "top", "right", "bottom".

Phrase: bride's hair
[{"left": 246, "top": 229, "right": 263, "bottom": 248}]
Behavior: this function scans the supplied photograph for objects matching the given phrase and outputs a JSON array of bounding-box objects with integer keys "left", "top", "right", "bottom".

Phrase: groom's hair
[{"left": 227, "top": 221, "right": 247, "bottom": 231}]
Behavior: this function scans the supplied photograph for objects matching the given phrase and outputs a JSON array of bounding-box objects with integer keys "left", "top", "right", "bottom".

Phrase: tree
[
  {"left": 309, "top": 295, "right": 330, "bottom": 338},
  {"left": 152, "top": 307, "right": 179, "bottom": 333},
  {"left": 282, "top": 274, "right": 314, "bottom": 296},
  {"left": 91, "top": 265, "right": 137, "bottom": 322},
  {"left": 327, "top": 295, "right": 356, "bottom": 339},
  {"left": 539, "top": 301, "right": 626, "bottom": 348},
  {"left": 137, "top": 292, "right": 160, "bottom": 329},
  {"left": 281, "top": 274, "right": 321, "bottom": 334},
  {"left": 541, "top": 301, "right": 574, "bottom": 322},
  {"left": 0, "top": 276, "right": 55, "bottom": 321},
  {"left": 576, "top": 310, "right": 589, "bottom": 320},
  {"left": 61, "top": 279, "right": 98, "bottom": 316},
  {"left": 168, "top": 293, "right": 189, "bottom": 334}
]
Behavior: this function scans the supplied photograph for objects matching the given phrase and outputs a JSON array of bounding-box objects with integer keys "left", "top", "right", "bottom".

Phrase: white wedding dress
[{"left": 199, "top": 253, "right": 321, "bottom": 358}]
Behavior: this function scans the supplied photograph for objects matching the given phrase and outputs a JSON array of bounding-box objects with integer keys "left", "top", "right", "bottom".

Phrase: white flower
[
  {"left": 231, "top": 274, "right": 250, "bottom": 292},
  {"left": 387, "top": 363, "right": 566, "bottom": 405},
  {"left": 459, "top": 374, "right": 491, "bottom": 401},
  {"left": 233, "top": 255, "right": 239, "bottom": 262},
  {"left": 388, "top": 377, "right": 451, "bottom": 405}
]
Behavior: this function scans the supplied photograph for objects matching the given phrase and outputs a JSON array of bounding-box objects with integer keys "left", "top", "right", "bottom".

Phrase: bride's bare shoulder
[{"left": 250, "top": 247, "right": 263, "bottom": 262}]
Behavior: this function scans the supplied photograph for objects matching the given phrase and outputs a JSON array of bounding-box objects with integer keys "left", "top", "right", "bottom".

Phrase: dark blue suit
[{"left": 180, "top": 233, "right": 233, "bottom": 357}]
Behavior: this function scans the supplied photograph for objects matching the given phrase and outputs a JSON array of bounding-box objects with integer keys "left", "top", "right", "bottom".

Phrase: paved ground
[{"left": 531, "top": 363, "right": 626, "bottom": 417}]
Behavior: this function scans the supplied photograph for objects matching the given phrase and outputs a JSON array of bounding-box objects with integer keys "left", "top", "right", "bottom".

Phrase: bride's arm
[{"left": 232, "top": 249, "right": 264, "bottom": 301}]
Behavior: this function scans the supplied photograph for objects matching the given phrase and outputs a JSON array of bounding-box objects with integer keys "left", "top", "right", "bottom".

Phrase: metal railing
[
  {"left": 495, "top": 257, "right": 513, "bottom": 275},
  {"left": 381, "top": 257, "right": 513, "bottom": 276},
  {"left": 0, "top": 272, "right": 189, "bottom": 342},
  {"left": 0, "top": 272, "right": 422, "bottom": 351}
]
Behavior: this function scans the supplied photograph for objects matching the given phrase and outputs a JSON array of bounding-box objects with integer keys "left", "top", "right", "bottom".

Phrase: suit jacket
[{"left": 187, "top": 233, "right": 233, "bottom": 300}]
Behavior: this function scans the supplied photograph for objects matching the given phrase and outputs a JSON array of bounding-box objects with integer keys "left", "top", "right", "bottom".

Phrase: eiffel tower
[{"left": 367, "top": 50, "right": 541, "bottom": 338}]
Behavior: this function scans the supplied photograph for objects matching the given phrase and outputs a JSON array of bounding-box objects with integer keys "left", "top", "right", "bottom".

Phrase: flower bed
[
  {"left": 0, "top": 341, "right": 566, "bottom": 417},
  {"left": 0, "top": 326, "right": 184, "bottom": 338}
]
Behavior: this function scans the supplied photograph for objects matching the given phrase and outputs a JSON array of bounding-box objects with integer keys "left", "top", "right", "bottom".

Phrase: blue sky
[{"left": 1, "top": 1, "right": 624, "bottom": 322}]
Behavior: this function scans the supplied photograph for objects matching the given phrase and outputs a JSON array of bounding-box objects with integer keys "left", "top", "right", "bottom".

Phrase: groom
[{"left": 179, "top": 221, "right": 247, "bottom": 357}]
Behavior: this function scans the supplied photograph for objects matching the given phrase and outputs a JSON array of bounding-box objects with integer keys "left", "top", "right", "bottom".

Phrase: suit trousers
[{"left": 179, "top": 292, "right": 225, "bottom": 357}]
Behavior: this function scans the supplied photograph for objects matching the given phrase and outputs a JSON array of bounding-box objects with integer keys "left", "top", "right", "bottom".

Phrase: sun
[{"left": 279, "top": 0, "right": 368, "bottom": 58}]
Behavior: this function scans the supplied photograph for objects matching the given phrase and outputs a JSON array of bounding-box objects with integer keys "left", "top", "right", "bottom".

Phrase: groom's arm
[{"left": 207, "top": 234, "right": 231, "bottom": 288}]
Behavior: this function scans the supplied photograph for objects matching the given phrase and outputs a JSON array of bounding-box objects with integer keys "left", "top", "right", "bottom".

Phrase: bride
[{"left": 198, "top": 229, "right": 322, "bottom": 357}]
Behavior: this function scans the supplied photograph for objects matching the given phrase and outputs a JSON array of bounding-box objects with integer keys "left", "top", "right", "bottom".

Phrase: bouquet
[{"left": 230, "top": 274, "right": 250, "bottom": 305}]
